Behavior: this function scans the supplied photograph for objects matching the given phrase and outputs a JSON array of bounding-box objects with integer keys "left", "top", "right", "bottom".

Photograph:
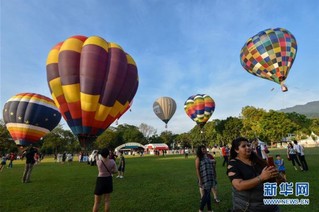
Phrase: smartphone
[{"left": 267, "top": 156, "right": 275, "bottom": 167}]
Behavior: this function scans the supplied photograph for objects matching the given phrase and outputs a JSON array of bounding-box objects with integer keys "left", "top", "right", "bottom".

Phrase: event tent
[
  {"left": 115, "top": 142, "right": 145, "bottom": 152},
  {"left": 144, "top": 143, "right": 169, "bottom": 150}
]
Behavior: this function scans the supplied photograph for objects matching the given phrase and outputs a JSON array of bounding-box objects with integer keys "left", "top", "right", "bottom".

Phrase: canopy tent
[
  {"left": 115, "top": 142, "right": 145, "bottom": 152},
  {"left": 298, "top": 134, "right": 318, "bottom": 147},
  {"left": 144, "top": 143, "right": 169, "bottom": 150}
]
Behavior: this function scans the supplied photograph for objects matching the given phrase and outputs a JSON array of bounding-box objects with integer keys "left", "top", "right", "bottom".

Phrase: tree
[
  {"left": 95, "top": 128, "right": 123, "bottom": 150},
  {"left": 139, "top": 123, "right": 157, "bottom": 143},
  {"left": 310, "top": 118, "right": 319, "bottom": 139},
  {"left": 0, "top": 119, "right": 17, "bottom": 154},
  {"left": 259, "top": 110, "right": 298, "bottom": 145},
  {"left": 159, "top": 131, "right": 176, "bottom": 148},
  {"left": 117, "top": 124, "right": 146, "bottom": 144},
  {"left": 241, "top": 106, "right": 266, "bottom": 138},
  {"left": 175, "top": 133, "right": 192, "bottom": 149},
  {"left": 222, "top": 117, "right": 243, "bottom": 144},
  {"left": 42, "top": 124, "right": 78, "bottom": 154}
]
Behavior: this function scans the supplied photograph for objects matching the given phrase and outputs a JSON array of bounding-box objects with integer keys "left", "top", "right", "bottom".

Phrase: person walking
[
  {"left": 293, "top": 140, "right": 308, "bottom": 171},
  {"left": 93, "top": 148, "right": 117, "bottom": 212},
  {"left": 22, "top": 145, "right": 38, "bottom": 183},
  {"left": 195, "top": 145, "right": 215, "bottom": 212}
]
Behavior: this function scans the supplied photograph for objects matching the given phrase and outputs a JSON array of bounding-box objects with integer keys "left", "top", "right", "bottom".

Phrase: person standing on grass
[
  {"left": 221, "top": 144, "right": 229, "bottom": 166},
  {"left": 8, "top": 152, "right": 15, "bottom": 168},
  {"left": 206, "top": 152, "right": 220, "bottom": 203},
  {"left": 287, "top": 142, "right": 303, "bottom": 171},
  {"left": 93, "top": 148, "right": 117, "bottom": 212},
  {"left": 195, "top": 144, "right": 215, "bottom": 212},
  {"left": 22, "top": 145, "right": 38, "bottom": 183},
  {"left": 293, "top": 140, "right": 308, "bottom": 171},
  {"left": 0, "top": 154, "right": 7, "bottom": 172},
  {"left": 116, "top": 151, "right": 125, "bottom": 179},
  {"left": 227, "top": 137, "right": 280, "bottom": 212}
]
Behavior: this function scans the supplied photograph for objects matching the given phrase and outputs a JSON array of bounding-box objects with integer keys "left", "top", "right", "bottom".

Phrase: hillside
[{"left": 279, "top": 101, "right": 319, "bottom": 118}]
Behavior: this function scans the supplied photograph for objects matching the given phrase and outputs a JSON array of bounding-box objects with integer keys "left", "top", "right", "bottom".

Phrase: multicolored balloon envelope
[
  {"left": 2, "top": 93, "right": 61, "bottom": 146},
  {"left": 184, "top": 94, "right": 215, "bottom": 129},
  {"left": 153, "top": 97, "right": 176, "bottom": 128},
  {"left": 46, "top": 35, "right": 139, "bottom": 147},
  {"left": 240, "top": 28, "right": 297, "bottom": 92}
]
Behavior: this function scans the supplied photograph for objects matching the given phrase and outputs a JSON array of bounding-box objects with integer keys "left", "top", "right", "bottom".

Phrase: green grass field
[{"left": 1, "top": 148, "right": 318, "bottom": 212}]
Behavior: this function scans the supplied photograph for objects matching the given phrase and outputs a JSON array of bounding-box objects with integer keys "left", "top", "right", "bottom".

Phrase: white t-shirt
[{"left": 259, "top": 143, "right": 268, "bottom": 159}]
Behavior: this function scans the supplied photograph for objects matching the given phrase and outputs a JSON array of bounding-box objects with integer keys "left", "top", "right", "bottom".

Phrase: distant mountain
[{"left": 279, "top": 101, "right": 319, "bottom": 118}]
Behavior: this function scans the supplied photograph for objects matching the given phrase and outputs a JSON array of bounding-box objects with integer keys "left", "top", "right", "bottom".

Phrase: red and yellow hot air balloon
[
  {"left": 240, "top": 28, "right": 297, "bottom": 92},
  {"left": 2, "top": 93, "right": 61, "bottom": 146},
  {"left": 46, "top": 35, "right": 139, "bottom": 148}
]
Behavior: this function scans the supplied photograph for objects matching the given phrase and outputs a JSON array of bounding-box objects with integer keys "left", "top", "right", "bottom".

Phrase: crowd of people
[{"left": 1, "top": 138, "right": 310, "bottom": 212}]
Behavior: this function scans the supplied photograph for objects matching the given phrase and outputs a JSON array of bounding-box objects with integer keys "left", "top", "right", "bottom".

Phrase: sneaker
[
  {"left": 116, "top": 176, "right": 120, "bottom": 178},
  {"left": 214, "top": 198, "right": 220, "bottom": 203},
  {"left": 120, "top": 176, "right": 123, "bottom": 179}
]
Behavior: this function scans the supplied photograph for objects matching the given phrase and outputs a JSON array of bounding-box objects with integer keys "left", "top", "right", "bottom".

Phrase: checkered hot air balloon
[
  {"left": 46, "top": 35, "right": 139, "bottom": 148},
  {"left": 240, "top": 28, "right": 297, "bottom": 92},
  {"left": 2, "top": 93, "right": 61, "bottom": 146},
  {"left": 184, "top": 94, "right": 215, "bottom": 129}
]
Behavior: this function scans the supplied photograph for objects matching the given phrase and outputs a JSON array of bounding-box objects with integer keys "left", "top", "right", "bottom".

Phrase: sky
[{"left": 1, "top": 0, "right": 319, "bottom": 135}]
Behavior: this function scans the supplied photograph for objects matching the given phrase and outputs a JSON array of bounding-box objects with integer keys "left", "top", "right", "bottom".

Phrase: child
[{"left": 274, "top": 154, "right": 286, "bottom": 181}]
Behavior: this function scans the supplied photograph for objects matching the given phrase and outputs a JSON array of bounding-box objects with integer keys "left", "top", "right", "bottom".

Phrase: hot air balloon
[
  {"left": 184, "top": 94, "right": 215, "bottom": 129},
  {"left": 240, "top": 28, "right": 297, "bottom": 92},
  {"left": 2, "top": 93, "right": 61, "bottom": 146},
  {"left": 46, "top": 35, "right": 139, "bottom": 148},
  {"left": 153, "top": 97, "right": 176, "bottom": 128}
]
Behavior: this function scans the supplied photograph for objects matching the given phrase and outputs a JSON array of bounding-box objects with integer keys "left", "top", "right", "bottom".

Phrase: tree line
[{"left": 1, "top": 106, "right": 318, "bottom": 154}]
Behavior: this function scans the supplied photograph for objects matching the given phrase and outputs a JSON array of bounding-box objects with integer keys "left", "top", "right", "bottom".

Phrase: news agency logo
[{"left": 263, "top": 182, "right": 310, "bottom": 205}]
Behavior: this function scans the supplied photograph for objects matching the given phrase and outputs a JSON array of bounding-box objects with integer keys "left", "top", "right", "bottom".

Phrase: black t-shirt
[
  {"left": 25, "top": 148, "right": 37, "bottom": 164},
  {"left": 227, "top": 158, "right": 263, "bottom": 182},
  {"left": 227, "top": 158, "right": 280, "bottom": 212}
]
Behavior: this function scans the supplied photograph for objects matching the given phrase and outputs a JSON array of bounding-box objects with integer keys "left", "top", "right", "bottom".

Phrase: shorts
[
  {"left": 118, "top": 165, "right": 125, "bottom": 172},
  {"left": 94, "top": 176, "right": 113, "bottom": 195}
]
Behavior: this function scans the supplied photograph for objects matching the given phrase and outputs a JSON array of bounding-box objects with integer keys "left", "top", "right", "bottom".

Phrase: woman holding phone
[{"left": 227, "top": 137, "right": 280, "bottom": 212}]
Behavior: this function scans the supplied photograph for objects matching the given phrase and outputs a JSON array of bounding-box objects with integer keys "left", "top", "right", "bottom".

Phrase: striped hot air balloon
[
  {"left": 184, "top": 94, "right": 215, "bottom": 129},
  {"left": 153, "top": 97, "right": 176, "bottom": 128},
  {"left": 2, "top": 93, "right": 61, "bottom": 146}
]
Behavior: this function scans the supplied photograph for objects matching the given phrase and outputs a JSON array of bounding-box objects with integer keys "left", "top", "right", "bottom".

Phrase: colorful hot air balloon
[
  {"left": 2, "top": 93, "right": 61, "bottom": 146},
  {"left": 184, "top": 94, "right": 215, "bottom": 129},
  {"left": 240, "top": 28, "right": 297, "bottom": 92},
  {"left": 153, "top": 97, "right": 176, "bottom": 128},
  {"left": 46, "top": 35, "right": 139, "bottom": 148}
]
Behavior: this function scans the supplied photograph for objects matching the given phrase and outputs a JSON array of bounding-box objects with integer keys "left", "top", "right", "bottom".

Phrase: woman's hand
[{"left": 260, "top": 166, "right": 279, "bottom": 181}]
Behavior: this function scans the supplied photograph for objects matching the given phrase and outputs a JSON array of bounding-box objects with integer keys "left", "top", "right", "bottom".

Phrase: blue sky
[{"left": 1, "top": 0, "right": 319, "bottom": 135}]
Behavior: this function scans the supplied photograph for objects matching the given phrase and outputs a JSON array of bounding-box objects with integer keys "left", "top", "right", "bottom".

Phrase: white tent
[{"left": 298, "top": 136, "right": 318, "bottom": 147}]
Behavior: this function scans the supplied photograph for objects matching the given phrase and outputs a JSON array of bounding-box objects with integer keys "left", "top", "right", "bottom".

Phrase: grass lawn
[{"left": 0, "top": 148, "right": 318, "bottom": 212}]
